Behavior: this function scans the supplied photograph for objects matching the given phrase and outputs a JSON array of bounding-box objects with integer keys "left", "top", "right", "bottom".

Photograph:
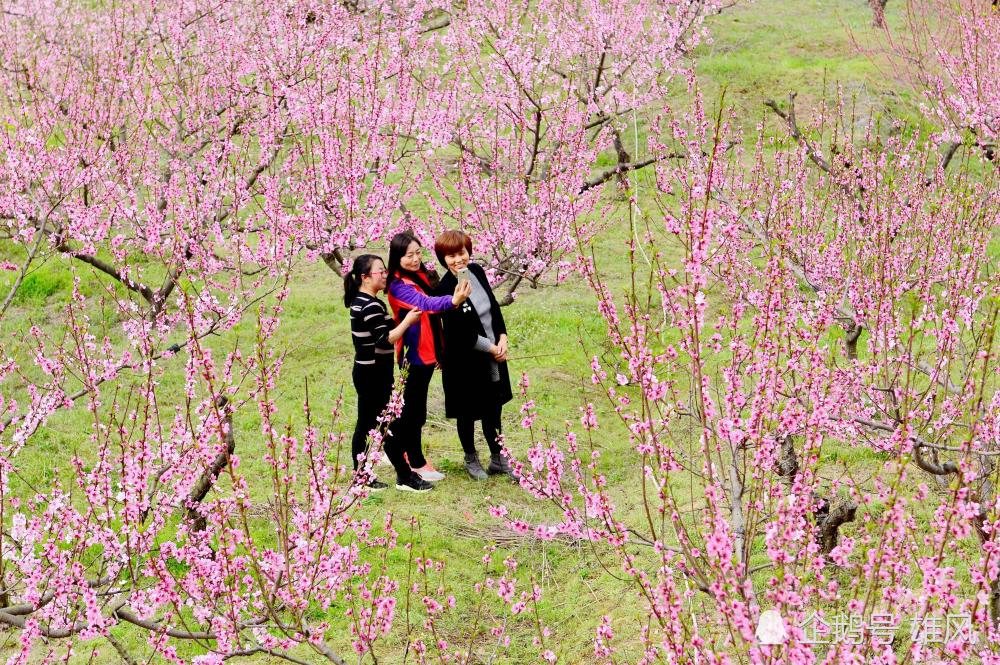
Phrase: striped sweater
[{"left": 349, "top": 293, "right": 395, "bottom": 366}]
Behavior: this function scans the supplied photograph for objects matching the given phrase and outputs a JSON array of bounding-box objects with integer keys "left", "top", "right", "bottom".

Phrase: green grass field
[{"left": 0, "top": 0, "right": 984, "bottom": 662}]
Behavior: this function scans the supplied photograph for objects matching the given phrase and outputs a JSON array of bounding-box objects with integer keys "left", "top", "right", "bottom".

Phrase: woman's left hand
[{"left": 495, "top": 335, "right": 509, "bottom": 362}]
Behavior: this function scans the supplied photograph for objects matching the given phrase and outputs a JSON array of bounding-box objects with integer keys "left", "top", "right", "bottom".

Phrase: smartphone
[{"left": 456, "top": 267, "right": 469, "bottom": 286}]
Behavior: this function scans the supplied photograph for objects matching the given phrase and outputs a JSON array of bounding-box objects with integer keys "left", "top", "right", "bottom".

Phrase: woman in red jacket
[{"left": 386, "top": 231, "right": 471, "bottom": 482}]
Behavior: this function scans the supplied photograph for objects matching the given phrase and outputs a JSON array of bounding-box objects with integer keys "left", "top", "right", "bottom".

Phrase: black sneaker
[
  {"left": 366, "top": 479, "right": 389, "bottom": 492},
  {"left": 395, "top": 474, "right": 434, "bottom": 493}
]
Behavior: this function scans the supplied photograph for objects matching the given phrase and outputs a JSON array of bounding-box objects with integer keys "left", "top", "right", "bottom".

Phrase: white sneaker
[{"left": 413, "top": 467, "right": 445, "bottom": 482}]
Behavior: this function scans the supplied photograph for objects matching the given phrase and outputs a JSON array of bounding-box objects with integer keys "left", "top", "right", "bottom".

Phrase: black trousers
[
  {"left": 396, "top": 363, "right": 435, "bottom": 469},
  {"left": 351, "top": 363, "right": 411, "bottom": 482},
  {"left": 457, "top": 403, "right": 503, "bottom": 457}
]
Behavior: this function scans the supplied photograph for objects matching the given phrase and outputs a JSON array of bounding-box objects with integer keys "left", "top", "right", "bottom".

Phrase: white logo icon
[{"left": 755, "top": 609, "right": 788, "bottom": 645}]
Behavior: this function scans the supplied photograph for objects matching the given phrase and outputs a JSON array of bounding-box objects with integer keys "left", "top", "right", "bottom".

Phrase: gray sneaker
[
  {"left": 464, "top": 454, "right": 489, "bottom": 480},
  {"left": 487, "top": 453, "right": 514, "bottom": 477}
]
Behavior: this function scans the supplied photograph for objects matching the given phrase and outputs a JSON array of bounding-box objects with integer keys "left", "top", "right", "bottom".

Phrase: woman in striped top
[{"left": 344, "top": 254, "right": 433, "bottom": 493}]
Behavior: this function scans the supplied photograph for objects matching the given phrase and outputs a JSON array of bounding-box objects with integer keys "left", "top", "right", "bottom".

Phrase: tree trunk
[
  {"left": 870, "top": 0, "right": 888, "bottom": 28},
  {"left": 186, "top": 396, "right": 236, "bottom": 531},
  {"left": 778, "top": 434, "right": 857, "bottom": 556},
  {"left": 815, "top": 499, "right": 858, "bottom": 555}
]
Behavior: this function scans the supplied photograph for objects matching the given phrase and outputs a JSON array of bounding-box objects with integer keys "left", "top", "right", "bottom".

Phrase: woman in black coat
[{"left": 433, "top": 230, "right": 514, "bottom": 480}]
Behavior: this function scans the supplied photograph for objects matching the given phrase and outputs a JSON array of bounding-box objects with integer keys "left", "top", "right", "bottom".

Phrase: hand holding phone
[{"left": 452, "top": 272, "right": 472, "bottom": 305}]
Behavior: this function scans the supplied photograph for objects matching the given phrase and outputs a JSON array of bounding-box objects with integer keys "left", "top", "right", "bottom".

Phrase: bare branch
[
  {"left": 0, "top": 610, "right": 87, "bottom": 638},
  {"left": 453, "top": 137, "right": 494, "bottom": 175},
  {"left": 580, "top": 155, "right": 678, "bottom": 193},
  {"left": 912, "top": 359, "right": 961, "bottom": 394},
  {"left": 763, "top": 93, "right": 833, "bottom": 174},
  {"left": 211, "top": 122, "right": 290, "bottom": 227},
  {"left": 524, "top": 108, "right": 543, "bottom": 181},
  {"left": 497, "top": 273, "right": 524, "bottom": 307},
  {"left": 940, "top": 140, "right": 962, "bottom": 172},
  {"left": 113, "top": 606, "right": 216, "bottom": 640},
  {"left": 0, "top": 221, "right": 48, "bottom": 319},
  {"left": 320, "top": 248, "right": 346, "bottom": 272},
  {"left": 309, "top": 636, "right": 348, "bottom": 665},
  {"left": 420, "top": 12, "right": 451, "bottom": 33},
  {"left": 105, "top": 633, "right": 139, "bottom": 665},
  {"left": 186, "top": 396, "right": 236, "bottom": 530},
  {"left": 852, "top": 416, "right": 965, "bottom": 474},
  {"left": 55, "top": 241, "right": 155, "bottom": 304},
  {"left": 223, "top": 648, "right": 313, "bottom": 665},
  {"left": 0, "top": 282, "right": 280, "bottom": 434}
]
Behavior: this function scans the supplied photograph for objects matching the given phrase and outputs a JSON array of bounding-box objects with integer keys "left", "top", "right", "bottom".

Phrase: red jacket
[{"left": 386, "top": 271, "right": 454, "bottom": 366}]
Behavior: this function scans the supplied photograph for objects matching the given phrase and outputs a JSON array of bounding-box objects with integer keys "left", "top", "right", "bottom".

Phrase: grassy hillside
[{"left": 0, "top": 0, "right": 964, "bottom": 662}]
